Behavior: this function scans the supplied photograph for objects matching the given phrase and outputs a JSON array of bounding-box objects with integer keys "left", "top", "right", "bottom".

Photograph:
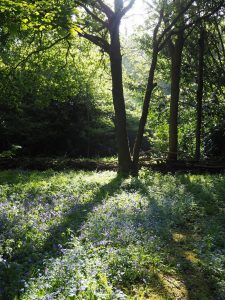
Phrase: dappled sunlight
[
  {"left": 158, "top": 273, "right": 188, "bottom": 300},
  {"left": 172, "top": 232, "right": 187, "bottom": 243},
  {"left": 184, "top": 251, "right": 200, "bottom": 265}
]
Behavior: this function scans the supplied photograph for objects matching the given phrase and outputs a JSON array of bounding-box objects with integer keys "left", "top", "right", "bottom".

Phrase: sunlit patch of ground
[{"left": 172, "top": 232, "right": 187, "bottom": 243}]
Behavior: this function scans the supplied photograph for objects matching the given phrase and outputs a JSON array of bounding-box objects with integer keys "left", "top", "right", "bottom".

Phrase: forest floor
[
  {"left": 0, "top": 169, "right": 225, "bottom": 299},
  {"left": 1, "top": 156, "right": 225, "bottom": 174}
]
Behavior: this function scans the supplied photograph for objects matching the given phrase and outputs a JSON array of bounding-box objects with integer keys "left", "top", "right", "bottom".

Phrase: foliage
[
  {"left": 0, "top": 33, "right": 117, "bottom": 157},
  {"left": 0, "top": 0, "right": 224, "bottom": 161}
]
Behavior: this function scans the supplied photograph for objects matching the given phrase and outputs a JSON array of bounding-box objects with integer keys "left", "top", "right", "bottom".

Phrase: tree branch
[
  {"left": 120, "top": 0, "right": 136, "bottom": 18},
  {"left": 76, "top": 1, "right": 108, "bottom": 28},
  {"left": 180, "top": 0, "right": 225, "bottom": 32},
  {"left": 158, "top": 0, "right": 223, "bottom": 51},
  {"left": 95, "top": 0, "right": 114, "bottom": 19},
  {"left": 214, "top": 18, "right": 225, "bottom": 57},
  {"left": 58, "top": 39, "right": 72, "bottom": 70},
  {"left": 79, "top": 31, "right": 110, "bottom": 53},
  {"left": 158, "top": 0, "right": 195, "bottom": 47},
  {"left": 11, "top": 33, "right": 71, "bottom": 71}
]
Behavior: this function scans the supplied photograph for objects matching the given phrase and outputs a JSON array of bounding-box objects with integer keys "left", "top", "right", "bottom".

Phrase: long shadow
[
  {"left": 143, "top": 176, "right": 223, "bottom": 299},
  {"left": 2, "top": 172, "right": 224, "bottom": 299},
  {"left": 176, "top": 174, "right": 225, "bottom": 251},
  {"left": 1, "top": 173, "right": 124, "bottom": 300},
  {"left": 119, "top": 177, "right": 220, "bottom": 299}
]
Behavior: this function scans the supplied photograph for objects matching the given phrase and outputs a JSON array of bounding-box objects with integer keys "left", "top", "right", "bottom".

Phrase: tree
[
  {"left": 166, "top": 0, "right": 224, "bottom": 162},
  {"left": 74, "top": 0, "right": 135, "bottom": 174},
  {"left": 74, "top": 0, "right": 197, "bottom": 175},
  {"left": 2, "top": 0, "right": 224, "bottom": 175},
  {"left": 132, "top": 0, "right": 196, "bottom": 173},
  {"left": 195, "top": 27, "right": 206, "bottom": 161},
  {"left": 167, "top": 1, "right": 185, "bottom": 162}
]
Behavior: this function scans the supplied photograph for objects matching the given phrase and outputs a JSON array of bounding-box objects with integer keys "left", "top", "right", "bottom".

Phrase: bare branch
[
  {"left": 120, "top": 0, "right": 136, "bottom": 18},
  {"left": 95, "top": 0, "right": 114, "bottom": 18},
  {"left": 79, "top": 31, "right": 110, "bottom": 53},
  {"left": 153, "top": 9, "right": 163, "bottom": 45},
  {"left": 76, "top": 1, "right": 108, "bottom": 28}
]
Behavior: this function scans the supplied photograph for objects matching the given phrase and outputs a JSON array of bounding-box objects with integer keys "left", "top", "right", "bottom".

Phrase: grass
[{"left": 0, "top": 169, "right": 224, "bottom": 299}]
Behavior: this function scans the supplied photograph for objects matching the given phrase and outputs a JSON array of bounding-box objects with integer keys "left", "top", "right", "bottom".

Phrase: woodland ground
[
  {"left": 1, "top": 157, "right": 225, "bottom": 174},
  {"left": 0, "top": 168, "right": 225, "bottom": 299}
]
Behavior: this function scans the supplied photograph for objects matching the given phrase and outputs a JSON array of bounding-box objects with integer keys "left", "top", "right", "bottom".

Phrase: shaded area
[
  {"left": 78, "top": 174, "right": 225, "bottom": 299},
  {"left": 1, "top": 157, "right": 225, "bottom": 175},
  {"left": 124, "top": 176, "right": 225, "bottom": 299},
  {"left": 148, "top": 159, "right": 225, "bottom": 174}
]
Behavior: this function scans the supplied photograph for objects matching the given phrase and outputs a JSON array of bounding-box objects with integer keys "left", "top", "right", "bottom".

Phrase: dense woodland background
[{"left": 0, "top": 0, "right": 224, "bottom": 173}]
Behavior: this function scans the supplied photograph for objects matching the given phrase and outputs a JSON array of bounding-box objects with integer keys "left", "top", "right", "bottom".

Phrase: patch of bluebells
[
  {"left": 21, "top": 238, "right": 127, "bottom": 300},
  {"left": 0, "top": 170, "right": 114, "bottom": 299}
]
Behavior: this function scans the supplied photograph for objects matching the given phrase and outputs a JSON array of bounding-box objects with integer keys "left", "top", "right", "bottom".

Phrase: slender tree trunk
[
  {"left": 109, "top": 26, "right": 132, "bottom": 175},
  {"left": 195, "top": 28, "right": 205, "bottom": 161},
  {"left": 132, "top": 44, "right": 159, "bottom": 175},
  {"left": 168, "top": 31, "right": 184, "bottom": 162}
]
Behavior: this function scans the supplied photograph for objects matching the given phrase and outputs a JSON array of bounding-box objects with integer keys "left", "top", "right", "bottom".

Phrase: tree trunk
[
  {"left": 168, "top": 31, "right": 184, "bottom": 162},
  {"left": 109, "top": 26, "right": 132, "bottom": 175},
  {"left": 132, "top": 44, "right": 159, "bottom": 175},
  {"left": 195, "top": 28, "right": 205, "bottom": 161}
]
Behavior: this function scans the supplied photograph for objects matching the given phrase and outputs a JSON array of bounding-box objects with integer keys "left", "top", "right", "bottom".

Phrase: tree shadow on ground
[
  {"left": 1, "top": 173, "right": 124, "bottom": 300},
  {"left": 1, "top": 172, "right": 224, "bottom": 299},
  {"left": 117, "top": 177, "right": 222, "bottom": 300}
]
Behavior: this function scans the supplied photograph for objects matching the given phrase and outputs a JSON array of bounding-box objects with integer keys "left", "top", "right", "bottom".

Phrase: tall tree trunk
[
  {"left": 109, "top": 26, "right": 132, "bottom": 175},
  {"left": 195, "top": 28, "right": 205, "bottom": 161},
  {"left": 168, "top": 30, "right": 184, "bottom": 161},
  {"left": 132, "top": 44, "right": 159, "bottom": 175}
]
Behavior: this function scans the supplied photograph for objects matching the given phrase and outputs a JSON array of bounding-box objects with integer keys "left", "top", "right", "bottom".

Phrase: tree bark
[
  {"left": 132, "top": 44, "right": 159, "bottom": 175},
  {"left": 109, "top": 25, "right": 132, "bottom": 175},
  {"left": 168, "top": 30, "right": 184, "bottom": 162},
  {"left": 195, "top": 28, "right": 205, "bottom": 161}
]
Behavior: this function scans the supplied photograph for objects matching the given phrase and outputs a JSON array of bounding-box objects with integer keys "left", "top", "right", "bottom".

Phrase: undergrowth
[{"left": 0, "top": 169, "right": 224, "bottom": 299}]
